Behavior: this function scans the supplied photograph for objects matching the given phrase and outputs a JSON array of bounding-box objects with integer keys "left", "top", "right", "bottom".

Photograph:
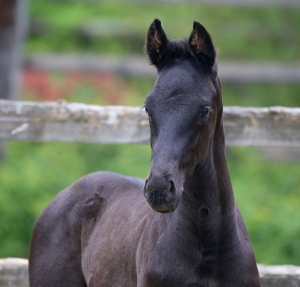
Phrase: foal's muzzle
[{"left": 143, "top": 176, "right": 177, "bottom": 213}]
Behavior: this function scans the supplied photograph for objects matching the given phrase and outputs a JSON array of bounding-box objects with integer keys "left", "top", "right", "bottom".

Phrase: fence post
[{"left": 0, "top": 0, "right": 28, "bottom": 159}]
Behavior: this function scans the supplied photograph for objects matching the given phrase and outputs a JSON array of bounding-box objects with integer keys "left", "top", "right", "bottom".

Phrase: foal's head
[{"left": 143, "top": 19, "right": 223, "bottom": 213}]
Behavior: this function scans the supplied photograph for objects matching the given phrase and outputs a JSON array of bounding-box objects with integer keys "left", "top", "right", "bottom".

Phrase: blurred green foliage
[
  {"left": 0, "top": 142, "right": 151, "bottom": 257},
  {"left": 27, "top": 2, "right": 300, "bottom": 61},
  {"left": 228, "top": 147, "right": 300, "bottom": 264},
  {"left": 1, "top": 1, "right": 300, "bottom": 266}
]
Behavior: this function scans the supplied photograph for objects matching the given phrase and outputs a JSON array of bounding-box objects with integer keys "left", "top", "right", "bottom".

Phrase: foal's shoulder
[
  {"left": 62, "top": 171, "right": 144, "bottom": 204},
  {"left": 74, "top": 171, "right": 144, "bottom": 192},
  {"left": 40, "top": 172, "right": 144, "bottom": 221}
]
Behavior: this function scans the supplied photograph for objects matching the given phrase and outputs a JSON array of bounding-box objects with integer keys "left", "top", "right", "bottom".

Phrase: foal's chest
[
  {"left": 136, "top": 233, "right": 212, "bottom": 286},
  {"left": 138, "top": 258, "right": 219, "bottom": 287}
]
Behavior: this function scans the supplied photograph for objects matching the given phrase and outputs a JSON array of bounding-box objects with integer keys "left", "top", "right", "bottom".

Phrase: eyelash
[{"left": 142, "top": 105, "right": 149, "bottom": 113}]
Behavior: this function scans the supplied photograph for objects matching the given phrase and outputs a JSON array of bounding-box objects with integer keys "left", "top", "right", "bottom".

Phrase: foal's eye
[
  {"left": 144, "top": 106, "right": 149, "bottom": 114},
  {"left": 199, "top": 107, "right": 210, "bottom": 119}
]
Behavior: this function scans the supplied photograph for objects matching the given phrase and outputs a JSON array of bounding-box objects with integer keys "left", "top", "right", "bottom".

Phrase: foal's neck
[
  {"left": 184, "top": 123, "right": 235, "bottom": 215},
  {"left": 178, "top": 123, "right": 239, "bottom": 258}
]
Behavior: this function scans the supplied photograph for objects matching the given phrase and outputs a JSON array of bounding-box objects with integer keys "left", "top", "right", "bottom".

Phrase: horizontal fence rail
[
  {"left": 0, "top": 100, "right": 300, "bottom": 147},
  {"left": 24, "top": 54, "right": 300, "bottom": 84},
  {"left": 1, "top": 258, "right": 300, "bottom": 287}
]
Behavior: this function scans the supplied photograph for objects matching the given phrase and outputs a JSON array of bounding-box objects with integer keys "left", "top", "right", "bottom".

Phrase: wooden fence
[
  {"left": 0, "top": 100, "right": 300, "bottom": 147},
  {"left": 25, "top": 54, "right": 300, "bottom": 84},
  {"left": 1, "top": 256, "right": 300, "bottom": 287}
]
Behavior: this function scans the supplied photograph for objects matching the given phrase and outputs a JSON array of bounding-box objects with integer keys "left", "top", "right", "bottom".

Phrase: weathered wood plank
[
  {"left": 0, "top": 101, "right": 299, "bottom": 147},
  {"left": 223, "top": 106, "right": 300, "bottom": 147},
  {"left": 258, "top": 264, "right": 300, "bottom": 287},
  {"left": 0, "top": 258, "right": 28, "bottom": 287},
  {"left": 0, "top": 100, "right": 150, "bottom": 144},
  {"left": 1, "top": 258, "right": 300, "bottom": 287},
  {"left": 24, "top": 54, "right": 300, "bottom": 84}
]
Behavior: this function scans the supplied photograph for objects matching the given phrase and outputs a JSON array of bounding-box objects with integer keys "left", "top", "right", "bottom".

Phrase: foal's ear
[
  {"left": 145, "top": 19, "right": 168, "bottom": 67},
  {"left": 189, "top": 21, "right": 216, "bottom": 66}
]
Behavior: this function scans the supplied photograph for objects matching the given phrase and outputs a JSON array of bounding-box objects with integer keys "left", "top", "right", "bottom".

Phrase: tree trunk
[{"left": 0, "top": 0, "right": 28, "bottom": 160}]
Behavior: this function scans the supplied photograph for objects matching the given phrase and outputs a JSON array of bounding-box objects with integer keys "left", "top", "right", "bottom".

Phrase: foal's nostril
[
  {"left": 145, "top": 176, "right": 170, "bottom": 192},
  {"left": 167, "top": 181, "right": 172, "bottom": 191},
  {"left": 164, "top": 181, "right": 175, "bottom": 203},
  {"left": 145, "top": 180, "right": 149, "bottom": 190},
  {"left": 169, "top": 180, "right": 175, "bottom": 192}
]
